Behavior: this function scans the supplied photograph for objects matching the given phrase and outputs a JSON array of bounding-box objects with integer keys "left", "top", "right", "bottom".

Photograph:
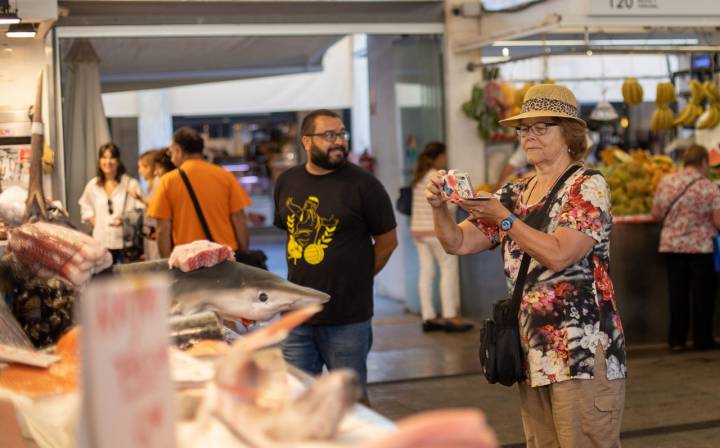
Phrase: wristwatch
[{"left": 500, "top": 214, "right": 517, "bottom": 231}]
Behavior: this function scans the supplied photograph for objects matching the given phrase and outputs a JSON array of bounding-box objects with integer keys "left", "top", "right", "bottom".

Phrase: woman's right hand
[{"left": 425, "top": 170, "right": 448, "bottom": 209}]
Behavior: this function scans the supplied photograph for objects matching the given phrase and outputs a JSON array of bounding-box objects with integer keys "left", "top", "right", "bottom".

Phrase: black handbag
[
  {"left": 178, "top": 168, "right": 268, "bottom": 270},
  {"left": 396, "top": 186, "right": 412, "bottom": 216},
  {"left": 479, "top": 164, "right": 581, "bottom": 386},
  {"left": 119, "top": 182, "right": 144, "bottom": 262}
]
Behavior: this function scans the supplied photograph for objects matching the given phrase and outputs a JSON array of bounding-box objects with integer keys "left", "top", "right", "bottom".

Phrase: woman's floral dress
[{"left": 473, "top": 166, "right": 627, "bottom": 387}]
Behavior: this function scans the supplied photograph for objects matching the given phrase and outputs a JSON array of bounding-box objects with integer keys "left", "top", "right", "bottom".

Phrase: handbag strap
[
  {"left": 178, "top": 168, "right": 215, "bottom": 242},
  {"left": 510, "top": 164, "right": 582, "bottom": 316},
  {"left": 662, "top": 176, "right": 702, "bottom": 223}
]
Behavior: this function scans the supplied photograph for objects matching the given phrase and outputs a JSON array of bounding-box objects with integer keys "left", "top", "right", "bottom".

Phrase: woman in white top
[
  {"left": 78, "top": 143, "right": 143, "bottom": 264},
  {"left": 411, "top": 142, "right": 473, "bottom": 333}
]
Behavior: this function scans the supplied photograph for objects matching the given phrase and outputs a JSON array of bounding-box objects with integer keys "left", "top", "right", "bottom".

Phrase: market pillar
[
  {"left": 137, "top": 90, "right": 173, "bottom": 153},
  {"left": 442, "top": 0, "right": 485, "bottom": 182}
]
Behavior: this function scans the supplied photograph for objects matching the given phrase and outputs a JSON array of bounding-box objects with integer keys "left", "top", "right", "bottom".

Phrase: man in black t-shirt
[{"left": 274, "top": 109, "right": 397, "bottom": 404}]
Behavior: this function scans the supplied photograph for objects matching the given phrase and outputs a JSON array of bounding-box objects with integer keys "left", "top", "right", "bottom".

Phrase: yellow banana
[
  {"left": 696, "top": 104, "right": 719, "bottom": 130},
  {"left": 704, "top": 81, "right": 720, "bottom": 102},
  {"left": 622, "top": 78, "right": 643, "bottom": 105}
]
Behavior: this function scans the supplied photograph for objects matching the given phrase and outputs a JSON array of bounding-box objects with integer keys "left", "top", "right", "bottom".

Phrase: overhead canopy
[{"left": 60, "top": 35, "right": 344, "bottom": 92}]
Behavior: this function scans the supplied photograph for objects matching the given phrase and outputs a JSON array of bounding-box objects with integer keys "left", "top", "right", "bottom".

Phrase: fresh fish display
[
  {"left": 206, "top": 305, "right": 361, "bottom": 446},
  {"left": 113, "top": 259, "right": 330, "bottom": 322},
  {"left": 8, "top": 222, "right": 112, "bottom": 287},
  {"left": 0, "top": 299, "right": 33, "bottom": 349},
  {"left": 169, "top": 311, "right": 224, "bottom": 349},
  {"left": 169, "top": 240, "right": 235, "bottom": 272},
  {"left": 0, "top": 254, "right": 78, "bottom": 348}
]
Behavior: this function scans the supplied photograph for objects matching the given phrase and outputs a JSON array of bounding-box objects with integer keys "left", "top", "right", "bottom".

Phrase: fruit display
[
  {"left": 650, "top": 82, "right": 676, "bottom": 131},
  {"left": 621, "top": 78, "right": 643, "bottom": 105},
  {"left": 512, "top": 82, "right": 534, "bottom": 115},
  {"left": 696, "top": 80, "right": 720, "bottom": 130},
  {"left": 598, "top": 148, "right": 676, "bottom": 216},
  {"left": 462, "top": 81, "right": 516, "bottom": 141},
  {"left": 674, "top": 79, "right": 705, "bottom": 127}
]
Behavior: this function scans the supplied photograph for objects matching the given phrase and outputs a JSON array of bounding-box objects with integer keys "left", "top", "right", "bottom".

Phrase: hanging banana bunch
[
  {"left": 696, "top": 80, "right": 720, "bottom": 130},
  {"left": 674, "top": 80, "right": 705, "bottom": 127},
  {"left": 650, "top": 82, "right": 676, "bottom": 131},
  {"left": 621, "top": 78, "right": 643, "bottom": 105}
]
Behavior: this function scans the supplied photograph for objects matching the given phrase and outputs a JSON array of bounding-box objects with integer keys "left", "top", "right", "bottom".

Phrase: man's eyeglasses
[
  {"left": 305, "top": 130, "right": 350, "bottom": 142},
  {"left": 515, "top": 122, "right": 558, "bottom": 137},
  {"left": 107, "top": 198, "right": 114, "bottom": 215}
]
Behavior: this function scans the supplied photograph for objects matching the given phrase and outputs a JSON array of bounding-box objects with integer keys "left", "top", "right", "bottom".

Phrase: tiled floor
[
  {"left": 368, "top": 295, "right": 720, "bottom": 447},
  {"left": 255, "top": 231, "right": 720, "bottom": 447}
]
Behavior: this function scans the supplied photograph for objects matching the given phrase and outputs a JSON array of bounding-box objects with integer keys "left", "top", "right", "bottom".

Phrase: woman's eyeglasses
[
  {"left": 107, "top": 198, "right": 114, "bottom": 215},
  {"left": 515, "top": 123, "right": 558, "bottom": 137},
  {"left": 304, "top": 130, "right": 350, "bottom": 142}
]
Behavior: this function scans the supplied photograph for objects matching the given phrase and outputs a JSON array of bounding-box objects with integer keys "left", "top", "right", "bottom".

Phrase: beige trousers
[{"left": 518, "top": 346, "right": 626, "bottom": 448}]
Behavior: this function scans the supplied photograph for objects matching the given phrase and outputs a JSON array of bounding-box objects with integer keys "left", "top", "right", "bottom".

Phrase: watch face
[{"left": 501, "top": 220, "right": 511, "bottom": 231}]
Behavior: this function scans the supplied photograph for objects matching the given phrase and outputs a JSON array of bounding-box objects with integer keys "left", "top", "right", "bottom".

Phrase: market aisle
[{"left": 368, "top": 295, "right": 720, "bottom": 447}]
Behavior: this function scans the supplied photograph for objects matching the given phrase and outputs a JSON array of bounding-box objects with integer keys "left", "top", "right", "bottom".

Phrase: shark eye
[{"left": 258, "top": 291, "right": 269, "bottom": 302}]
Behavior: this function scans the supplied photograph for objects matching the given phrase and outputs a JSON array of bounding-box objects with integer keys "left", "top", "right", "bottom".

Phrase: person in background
[
  {"left": 147, "top": 128, "right": 251, "bottom": 258},
  {"left": 427, "top": 84, "right": 626, "bottom": 446},
  {"left": 136, "top": 149, "right": 164, "bottom": 260},
  {"left": 273, "top": 109, "right": 398, "bottom": 405},
  {"left": 410, "top": 142, "right": 473, "bottom": 333},
  {"left": 78, "top": 142, "right": 144, "bottom": 264},
  {"left": 651, "top": 144, "right": 720, "bottom": 351},
  {"left": 153, "top": 148, "right": 176, "bottom": 178},
  {"left": 137, "top": 150, "right": 158, "bottom": 201}
]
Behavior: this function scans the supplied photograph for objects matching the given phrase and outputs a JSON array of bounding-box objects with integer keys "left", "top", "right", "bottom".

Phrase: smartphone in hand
[{"left": 441, "top": 170, "right": 475, "bottom": 200}]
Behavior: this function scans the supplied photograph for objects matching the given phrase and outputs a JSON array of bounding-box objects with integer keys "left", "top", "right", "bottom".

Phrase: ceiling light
[
  {"left": 0, "top": 0, "right": 20, "bottom": 25},
  {"left": 492, "top": 38, "right": 701, "bottom": 47},
  {"left": 590, "top": 99, "right": 619, "bottom": 122},
  {"left": 6, "top": 23, "right": 36, "bottom": 38},
  {"left": 502, "top": 47, "right": 510, "bottom": 57}
]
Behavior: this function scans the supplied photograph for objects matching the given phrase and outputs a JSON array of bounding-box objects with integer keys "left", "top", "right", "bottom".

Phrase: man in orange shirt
[{"left": 147, "top": 127, "right": 251, "bottom": 257}]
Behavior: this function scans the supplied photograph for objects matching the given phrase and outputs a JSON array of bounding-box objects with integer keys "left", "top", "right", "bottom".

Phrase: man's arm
[
  {"left": 373, "top": 228, "right": 398, "bottom": 274},
  {"left": 156, "top": 218, "right": 173, "bottom": 258},
  {"left": 231, "top": 210, "right": 249, "bottom": 252}
]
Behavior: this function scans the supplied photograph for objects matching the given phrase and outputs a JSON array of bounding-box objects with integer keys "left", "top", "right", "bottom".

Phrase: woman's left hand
[{"left": 456, "top": 197, "right": 509, "bottom": 226}]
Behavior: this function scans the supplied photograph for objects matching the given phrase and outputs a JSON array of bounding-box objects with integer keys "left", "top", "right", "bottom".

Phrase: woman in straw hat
[{"left": 426, "top": 84, "right": 626, "bottom": 447}]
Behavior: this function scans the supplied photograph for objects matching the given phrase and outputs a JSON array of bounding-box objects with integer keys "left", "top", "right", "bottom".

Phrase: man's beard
[{"left": 310, "top": 143, "right": 348, "bottom": 170}]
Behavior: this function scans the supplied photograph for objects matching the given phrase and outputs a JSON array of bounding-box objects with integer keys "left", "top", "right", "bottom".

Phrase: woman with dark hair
[
  {"left": 652, "top": 144, "right": 720, "bottom": 351},
  {"left": 78, "top": 142, "right": 143, "bottom": 264},
  {"left": 411, "top": 142, "right": 473, "bottom": 333}
]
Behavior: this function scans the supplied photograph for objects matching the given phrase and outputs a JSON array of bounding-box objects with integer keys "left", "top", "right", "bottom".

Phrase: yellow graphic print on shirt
[{"left": 285, "top": 196, "right": 339, "bottom": 265}]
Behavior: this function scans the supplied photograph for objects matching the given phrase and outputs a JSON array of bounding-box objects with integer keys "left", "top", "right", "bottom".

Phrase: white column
[
  {"left": 368, "top": 35, "right": 406, "bottom": 303},
  {"left": 351, "top": 33, "right": 371, "bottom": 155},
  {"left": 137, "top": 90, "right": 173, "bottom": 152},
  {"left": 442, "top": 1, "right": 485, "bottom": 182}
]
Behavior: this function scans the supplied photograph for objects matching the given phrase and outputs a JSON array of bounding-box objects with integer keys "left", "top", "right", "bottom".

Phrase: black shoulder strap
[
  {"left": 511, "top": 164, "right": 582, "bottom": 316},
  {"left": 178, "top": 168, "right": 214, "bottom": 242},
  {"left": 663, "top": 176, "right": 702, "bottom": 223}
]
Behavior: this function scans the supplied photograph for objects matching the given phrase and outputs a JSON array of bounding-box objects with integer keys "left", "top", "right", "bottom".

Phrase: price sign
[
  {"left": 79, "top": 274, "right": 176, "bottom": 448},
  {"left": 590, "top": 0, "right": 720, "bottom": 16}
]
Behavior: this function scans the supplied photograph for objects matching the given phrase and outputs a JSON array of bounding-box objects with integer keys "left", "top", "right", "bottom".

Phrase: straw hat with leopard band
[{"left": 499, "top": 84, "right": 587, "bottom": 128}]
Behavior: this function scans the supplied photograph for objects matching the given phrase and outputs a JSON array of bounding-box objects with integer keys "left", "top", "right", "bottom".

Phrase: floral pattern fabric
[
  {"left": 651, "top": 168, "right": 720, "bottom": 254},
  {"left": 473, "top": 167, "right": 626, "bottom": 387}
]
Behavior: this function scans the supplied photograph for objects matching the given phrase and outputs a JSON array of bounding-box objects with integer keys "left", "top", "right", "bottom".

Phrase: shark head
[{"left": 172, "top": 268, "right": 330, "bottom": 322}]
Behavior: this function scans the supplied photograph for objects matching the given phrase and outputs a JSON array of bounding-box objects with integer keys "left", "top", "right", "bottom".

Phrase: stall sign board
[
  {"left": 79, "top": 274, "right": 176, "bottom": 448},
  {"left": 590, "top": 0, "right": 720, "bottom": 16}
]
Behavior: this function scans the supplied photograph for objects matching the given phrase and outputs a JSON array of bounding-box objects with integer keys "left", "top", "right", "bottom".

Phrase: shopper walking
[
  {"left": 273, "top": 109, "right": 398, "bottom": 404},
  {"left": 79, "top": 143, "right": 144, "bottom": 264},
  {"left": 137, "top": 149, "right": 162, "bottom": 260},
  {"left": 147, "top": 127, "right": 251, "bottom": 258},
  {"left": 652, "top": 144, "right": 720, "bottom": 351},
  {"left": 410, "top": 142, "right": 473, "bottom": 333},
  {"left": 427, "top": 84, "right": 626, "bottom": 447}
]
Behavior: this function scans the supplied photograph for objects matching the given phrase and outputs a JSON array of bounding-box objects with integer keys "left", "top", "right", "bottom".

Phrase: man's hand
[
  {"left": 373, "top": 228, "right": 398, "bottom": 274},
  {"left": 156, "top": 218, "right": 173, "bottom": 258}
]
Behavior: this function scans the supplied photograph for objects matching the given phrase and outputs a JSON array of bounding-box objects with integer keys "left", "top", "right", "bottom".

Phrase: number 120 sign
[{"left": 591, "top": 0, "right": 720, "bottom": 15}]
